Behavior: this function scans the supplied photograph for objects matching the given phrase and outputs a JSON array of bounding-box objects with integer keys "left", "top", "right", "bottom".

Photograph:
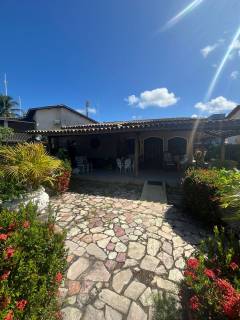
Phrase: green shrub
[
  {"left": 0, "top": 203, "right": 67, "bottom": 320},
  {"left": 153, "top": 292, "right": 181, "bottom": 320},
  {"left": 182, "top": 168, "right": 223, "bottom": 225},
  {"left": 0, "top": 127, "right": 13, "bottom": 143},
  {"left": 182, "top": 168, "right": 240, "bottom": 226},
  {"left": 181, "top": 227, "right": 240, "bottom": 319}
]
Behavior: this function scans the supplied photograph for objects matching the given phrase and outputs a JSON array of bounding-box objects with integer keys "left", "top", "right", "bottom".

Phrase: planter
[{"left": 1, "top": 187, "right": 50, "bottom": 221}]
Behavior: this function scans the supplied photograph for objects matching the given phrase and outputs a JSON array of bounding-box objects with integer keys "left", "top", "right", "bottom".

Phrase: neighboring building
[
  {"left": 226, "top": 105, "right": 240, "bottom": 144},
  {"left": 0, "top": 117, "right": 35, "bottom": 144},
  {"left": 0, "top": 117, "right": 35, "bottom": 132},
  {"left": 24, "top": 105, "right": 97, "bottom": 130}
]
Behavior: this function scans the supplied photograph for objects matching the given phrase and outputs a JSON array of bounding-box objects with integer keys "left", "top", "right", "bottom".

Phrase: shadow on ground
[
  {"left": 164, "top": 206, "right": 210, "bottom": 248},
  {"left": 70, "top": 178, "right": 143, "bottom": 201}
]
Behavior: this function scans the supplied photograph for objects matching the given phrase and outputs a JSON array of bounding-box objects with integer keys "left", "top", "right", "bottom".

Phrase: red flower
[
  {"left": 184, "top": 270, "right": 197, "bottom": 280},
  {"left": 216, "top": 278, "right": 235, "bottom": 295},
  {"left": 0, "top": 234, "right": 8, "bottom": 241},
  {"left": 55, "top": 272, "right": 63, "bottom": 283},
  {"left": 22, "top": 221, "right": 30, "bottom": 229},
  {"left": 1, "top": 270, "right": 10, "bottom": 280},
  {"left": 4, "top": 310, "right": 14, "bottom": 320},
  {"left": 16, "top": 299, "right": 28, "bottom": 311},
  {"left": 222, "top": 294, "right": 240, "bottom": 318},
  {"left": 190, "top": 295, "right": 200, "bottom": 311},
  {"left": 229, "top": 262, "right": 239, "bottom": 271},
  {"left": 204, "top": 268, "right": 216, "bottom": 279},
  {"left": 5, "top": 247, "right": 15, "bottom": 259},
  {"left": 186, "top": 258, "right": 199, "bottom": 270},
  {"left": 8, "top": 223, "right": 16, "bottom": 231}
]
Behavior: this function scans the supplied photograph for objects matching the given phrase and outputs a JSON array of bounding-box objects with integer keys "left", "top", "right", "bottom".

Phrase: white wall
[{"left": 34, "top": 107, "right": 94, "bottom": 130}]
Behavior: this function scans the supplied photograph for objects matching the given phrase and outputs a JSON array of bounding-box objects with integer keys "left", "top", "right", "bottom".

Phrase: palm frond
[{"left": 0, "top": 143, "right": 63, "bottom": 191}]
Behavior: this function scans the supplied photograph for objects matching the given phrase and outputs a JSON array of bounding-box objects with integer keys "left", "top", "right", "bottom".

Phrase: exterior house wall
[
  {"left": 34, "top": 108, "right": 93, "bottom": 130},
  {"left": 138, "top": 130, "right": 192, "bottom": 159},
  {"left": 227, "top": 109, "right": 240, "bottom": 144},
  {"left": 51, "top": 129, "right": 193, "bottom": 165}
]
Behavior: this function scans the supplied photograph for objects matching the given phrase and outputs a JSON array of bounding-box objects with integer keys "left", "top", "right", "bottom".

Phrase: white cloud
[
  {"left": 126, "top": 88, "right": 179, "bottom": 109},
  {"left": 195, "top": 96, "right": 237, "bottom": 114},
  {"left": 127, "top": 95, "right": 139, "bottom": 106},
  {"left": 230, "top": 71, "right": 239, "bottom": 80},
  {"left": 201, "top": 39, "right": 224, "bottom": 58},
  {"left": 232, "top": 39, "right": 240, "bottom": 50},
  {"left": 132, "top": 115, "right": 143, "bottom": 120},
  {"left": 191, "top": 114, "right": 198, "bottom": 118},
  {"left": 232, "top": 39, "right": 240, "bottom": 57},
  {"left": 201, "top": 44, "right": 218, "bottom": 58},
  {"left": 77, "top": 107, "right": 97, "bottom": 115}
]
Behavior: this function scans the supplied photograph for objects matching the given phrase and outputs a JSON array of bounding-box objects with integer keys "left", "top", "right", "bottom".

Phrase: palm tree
[{"left": 0, "top": 95, "right": 20, "bottom": 118}]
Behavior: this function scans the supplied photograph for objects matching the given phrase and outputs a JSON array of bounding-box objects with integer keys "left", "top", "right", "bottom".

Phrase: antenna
[
  {"left": 19, "top": 96, "right": 22, "bottom": 117},
  {"left": 4, "top": 73, "right": 8, "bottom": 96},
  {"left": 86, "top": 100, "right": 90, "bottom": 117}
]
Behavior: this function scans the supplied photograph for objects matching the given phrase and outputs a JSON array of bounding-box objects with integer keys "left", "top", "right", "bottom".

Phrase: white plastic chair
[
  {"left": 116, "top": 158, "right": 123, "bottom": 174},
  {"left": 124, "top": 158, "right": 132, "bottom": 173}
]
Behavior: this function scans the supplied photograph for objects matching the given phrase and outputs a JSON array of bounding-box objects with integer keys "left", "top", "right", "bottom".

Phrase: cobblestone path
[{"left": 51, "top": 190, "right": 207, "bottom": 320}]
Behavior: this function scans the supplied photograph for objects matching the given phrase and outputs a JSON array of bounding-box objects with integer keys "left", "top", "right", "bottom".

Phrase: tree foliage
[
  {"left": 0, "top": 95, "right": 20, "bottom": 118},
  {"left": 0, "top": 127, "right": 13, "bottom": 143}
]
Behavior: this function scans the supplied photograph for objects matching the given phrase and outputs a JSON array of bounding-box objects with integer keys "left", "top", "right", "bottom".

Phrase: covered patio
[{"left": 30, "top": 117, "right": 240, "bottom": 177}]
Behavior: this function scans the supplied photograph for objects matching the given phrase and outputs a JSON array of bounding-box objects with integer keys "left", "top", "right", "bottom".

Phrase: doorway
[{"left": 144, "top": 137, "right": 163, "bottom": 169}]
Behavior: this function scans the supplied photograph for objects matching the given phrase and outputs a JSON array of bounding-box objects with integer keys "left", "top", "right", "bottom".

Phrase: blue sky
[{"left": 0, "top": 0, "right": 240, "bottom": 122}]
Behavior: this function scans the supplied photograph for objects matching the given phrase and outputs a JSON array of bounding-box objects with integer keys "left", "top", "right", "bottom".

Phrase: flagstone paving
[{"left": 51, "top": 189, "right": 208, "bottom": 320}]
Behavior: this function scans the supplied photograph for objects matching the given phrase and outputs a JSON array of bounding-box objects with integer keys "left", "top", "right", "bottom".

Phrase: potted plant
[{"left": 0, "top": 143, "right": 63, "bottom": 213}]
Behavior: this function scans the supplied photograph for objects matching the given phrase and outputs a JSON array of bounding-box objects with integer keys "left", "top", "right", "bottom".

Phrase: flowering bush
[
  {"left": 54, "top": 160, "right": 71, "bottom": 194},
  {"left": 181, "top": 227, "right": 240, "bottom": 319},
  {"left": 0, "top": 203, "right": 67, "bottom": 319}
]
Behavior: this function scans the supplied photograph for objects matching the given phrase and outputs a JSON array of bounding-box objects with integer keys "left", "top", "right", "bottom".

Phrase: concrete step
[{"left": 140, "top": 180, "right": 167, "bottom": 203}]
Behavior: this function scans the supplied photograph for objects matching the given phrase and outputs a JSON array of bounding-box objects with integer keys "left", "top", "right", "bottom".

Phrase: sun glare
[
  {"left": 205, "top": 25, "right": 240, "bottom": 101},
  {"left": 162, "top": 0, "right": 205, "bottom": 31}
]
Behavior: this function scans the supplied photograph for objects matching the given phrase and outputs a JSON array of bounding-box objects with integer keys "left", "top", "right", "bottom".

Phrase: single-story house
[{"left": 29, "top": 108, "right": 240, "bottom": 176}]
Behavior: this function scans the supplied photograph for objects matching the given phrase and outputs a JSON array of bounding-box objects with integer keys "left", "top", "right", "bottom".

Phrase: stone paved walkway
[{"left": 51, "top": 190, "right": 207, "bottom": 320}]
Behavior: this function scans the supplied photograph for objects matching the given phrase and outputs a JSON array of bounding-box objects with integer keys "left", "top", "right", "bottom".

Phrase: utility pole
[
  {"left": 4, "top": 73, "right": 8, "bottom": 96},
  {"left": 86, "top": 100, "right": 90, "bottom": 117}
]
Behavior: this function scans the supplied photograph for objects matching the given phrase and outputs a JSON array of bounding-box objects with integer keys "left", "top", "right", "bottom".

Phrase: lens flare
[
  {"left": 205, "top": 26, "right": 240, "bottom": 101},
  {"left": 162, "top": 0, "right": 205, "bottom": 31}
]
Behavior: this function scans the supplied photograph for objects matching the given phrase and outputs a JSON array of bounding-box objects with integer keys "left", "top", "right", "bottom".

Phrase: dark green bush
[
  {"left": 182, "top": 168, "right": 223, "bottom": 225},
  {"left": 0, "top": 203, "right": 67, "bottom": 320},
  {"left": 183, "top": 168, "right": 240, "bottom": 226}
]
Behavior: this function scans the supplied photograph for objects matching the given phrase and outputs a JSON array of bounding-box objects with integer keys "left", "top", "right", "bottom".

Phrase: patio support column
[
  {"left": 220, "top": 138, "right": 226, "bottom": 162},
  {"left": 187, "top": 135, "right": 194, "bottom": 162},
  {"left": 134, "top": 134, "right": 139, "bottom": 176}
]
